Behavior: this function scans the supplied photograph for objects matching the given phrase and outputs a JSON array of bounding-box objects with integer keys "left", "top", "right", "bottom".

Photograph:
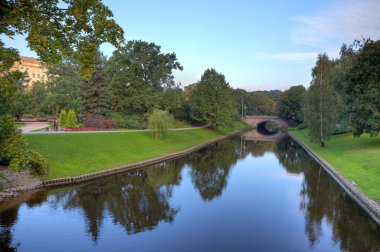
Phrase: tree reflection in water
[
  {"left": 187, "top": 139, "right": 242, "bottom": 201},
  {"left": 275, "top": 138, "right": 380, "bottom": 251},
  {"left": 0, "top": 135, "right": 379, "bottom": 250}
]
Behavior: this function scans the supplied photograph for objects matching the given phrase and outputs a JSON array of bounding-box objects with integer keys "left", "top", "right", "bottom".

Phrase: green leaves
[
  {"left": 304, "top": 54, "right": 338, "bottom": 147},
  {"left": 344, "top": 39, "right": 380, "bottom": 137},
  {"left": 0, "top": 0, "right": 125, "bottom": 78},
  {"left": 189, "top": 69, "right": 236, "bottom": 128}
]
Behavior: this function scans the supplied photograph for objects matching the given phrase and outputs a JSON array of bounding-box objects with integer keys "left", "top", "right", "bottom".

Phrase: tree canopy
[
  {"left": 344, "top": 39, "right": 380, "bottom": 137},
  {"left": 278, "top": 85, "right": 306, "bottom": 125},
  {"left": 189, "top": 69, "right": 236, "bottom": 128},
  {"left": 0, "top": 0, "right": 125, "bottom": 77}
]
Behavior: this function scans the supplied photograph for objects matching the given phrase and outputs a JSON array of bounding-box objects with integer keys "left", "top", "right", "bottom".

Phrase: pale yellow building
[{"left": 11, "top": 56, "right": 48, "bottom": 87}]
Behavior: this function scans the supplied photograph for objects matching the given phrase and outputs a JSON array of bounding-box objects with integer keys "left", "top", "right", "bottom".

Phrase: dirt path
[{"left": 19, "top": 122, "right": 50, "bottom": 133}]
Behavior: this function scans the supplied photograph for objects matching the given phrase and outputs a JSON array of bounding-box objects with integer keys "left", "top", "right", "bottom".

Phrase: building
[{"left": 10, "top": 56, "right": 48, "bottom": 87}]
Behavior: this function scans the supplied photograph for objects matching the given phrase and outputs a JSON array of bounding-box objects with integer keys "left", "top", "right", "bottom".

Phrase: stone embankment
[{"left": 289, "top": 133, "right": 380, "bottom": 226}]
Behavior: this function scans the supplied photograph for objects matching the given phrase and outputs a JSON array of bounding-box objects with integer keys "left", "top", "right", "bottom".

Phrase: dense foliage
[
  {"left": 189, "top": 69, "right": 236, "bottom": 128},
  {"left": 278, "top": 85, "right": 306, "bottom": 126},
  {"left": 344, "top": 39, "right": 380, "bottom": 137},
  {"left": 0, "top": 116, "right": 48, "bottom": 174},
  {"left": 0, "top": 0, "right": 125, "bottom": 77}
]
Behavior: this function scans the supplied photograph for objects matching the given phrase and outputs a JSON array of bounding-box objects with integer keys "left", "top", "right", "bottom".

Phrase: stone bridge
[{"left": 244, "top": 116, "right": 288, "bottom": 129}]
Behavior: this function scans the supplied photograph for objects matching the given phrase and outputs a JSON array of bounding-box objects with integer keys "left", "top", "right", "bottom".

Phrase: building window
[
  {"left": 37, "top": 74, "right": 40, "bottom": 78},
  {"left": 42, "top": 75, "right": 45, "bottom": 79},
  {"left": 32, "top": 73, "right": 35, "bottom": 78}
]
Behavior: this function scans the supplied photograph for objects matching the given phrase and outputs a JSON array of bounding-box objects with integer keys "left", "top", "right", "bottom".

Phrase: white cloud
[
  {"left": 291, "top": 0, "right": 380, "bottom": 46},
  {"left": 256, "top": 52, "right": 318, "bottom": 62}
]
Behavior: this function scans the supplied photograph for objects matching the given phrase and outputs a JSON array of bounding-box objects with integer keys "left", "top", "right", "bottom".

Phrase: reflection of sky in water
[{"left": 1, "top": 136, "right": 379, "bottom": 252}]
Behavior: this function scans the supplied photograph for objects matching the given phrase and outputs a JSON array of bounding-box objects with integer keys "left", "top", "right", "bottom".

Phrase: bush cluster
[
  {"left": 0, "top": 116, "right": 48, "bottom": 176},
  {"left": 82, "top": 118, "right": 117, "bottom": 129},
  {"left": 112, "top": 113, "right": 143, "bottom": 129}
]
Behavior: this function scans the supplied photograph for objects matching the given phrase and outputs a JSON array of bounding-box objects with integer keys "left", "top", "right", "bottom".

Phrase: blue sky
[{"left": 2, "top": 0, "right": 380, "bottom": 90}]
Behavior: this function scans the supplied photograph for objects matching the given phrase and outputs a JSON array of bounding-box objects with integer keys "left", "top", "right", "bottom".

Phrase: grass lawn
[
  {"left": 292, "top": 129, "right": 380, "bottom": 203},
  {"left": 27, "top": 122, "right": 247, "bottom": 179},
  {"left": 15, "top": 122, "right": 26, "bottom": 127}
]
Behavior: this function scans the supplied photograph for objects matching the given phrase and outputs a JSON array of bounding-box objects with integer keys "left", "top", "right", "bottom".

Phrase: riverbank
[
  {"left": 26, "top": 121, "right": 248, "bottom": 179},
  {"left": 290, "top": 129, "right": 380, "bottom": 225},
  {"left": 0, "top": 122, "right": 248, "bottom": 198}
]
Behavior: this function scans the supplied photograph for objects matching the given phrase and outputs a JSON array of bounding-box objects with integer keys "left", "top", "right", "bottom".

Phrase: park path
[
  {"left": 22, "top": 126, "right": 205, "bottom": 135},
  {"left": 19, "top": 122, "right": 50, "bottom": 133}
]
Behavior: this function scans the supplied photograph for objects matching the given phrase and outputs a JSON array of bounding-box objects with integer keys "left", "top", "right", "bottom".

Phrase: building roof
[{"left": 20, "top": 56, "right": 41, "bottom": 65}]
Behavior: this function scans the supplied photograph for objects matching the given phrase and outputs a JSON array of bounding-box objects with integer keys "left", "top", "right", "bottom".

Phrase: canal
[{"left": 0, "top": 132, "right": 379, "bottom": 251}]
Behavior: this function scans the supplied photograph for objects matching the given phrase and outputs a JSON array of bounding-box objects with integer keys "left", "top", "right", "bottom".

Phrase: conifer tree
[
  {"left": 59, "top": 109, "right": 67, "bottom": 126},
  {"left": 82, "top": 51, "right": 112, "bottom": 118}
]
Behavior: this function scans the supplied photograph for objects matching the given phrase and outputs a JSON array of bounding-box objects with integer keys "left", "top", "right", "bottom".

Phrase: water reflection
[
  {"left": 188, "top": 139, "right": 240, "bottom": 201},
  {"left": 0, "top": 132, "right": 379, "bottom": 251}
]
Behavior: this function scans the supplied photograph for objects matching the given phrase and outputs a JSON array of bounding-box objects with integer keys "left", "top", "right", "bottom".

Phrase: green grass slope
[{"left": 292, "top": 129, "right": 380, "bottom": 203}]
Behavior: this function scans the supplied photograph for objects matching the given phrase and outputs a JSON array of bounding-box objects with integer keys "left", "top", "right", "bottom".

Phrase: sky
[{"left": 2, "top": 0, "right": 380, "bottom": 91}]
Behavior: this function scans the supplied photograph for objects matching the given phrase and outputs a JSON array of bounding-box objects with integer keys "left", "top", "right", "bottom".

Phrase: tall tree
[
  {"left": 82, "top": 51, "right": 112, "bottom": 117},
  {"left": 304, "top": 54, "right": 338, "bottom": 147},
  {"left": 0, "top": 0, "right": 124, "bottom": 77},
  {"left": 278, "top": 85, "right": 306, "bottom": 125},
  {"left": 188, "top": 69, "right": 236, "bottom": 128},
  {"left": 344, "top": 39, "right": 380, "bottom": 136},
  {"left": 107, "top": 40, "right": 183, "bottom": 116},
  {"left": 41, "top": 58, "right": 84, "bottom": 116}
]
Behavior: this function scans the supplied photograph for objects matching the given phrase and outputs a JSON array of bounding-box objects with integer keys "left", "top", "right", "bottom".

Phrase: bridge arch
[{"left": 243, "top": 116, "right": 288, "bottom": 129}]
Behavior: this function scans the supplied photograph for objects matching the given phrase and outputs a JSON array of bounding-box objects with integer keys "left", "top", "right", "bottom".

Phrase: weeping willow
[{"left": 148, "top": 109, "right": 175, "bottom": 139}]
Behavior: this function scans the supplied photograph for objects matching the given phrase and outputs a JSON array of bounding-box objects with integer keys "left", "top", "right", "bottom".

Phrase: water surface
[{"left": 0, "top": 134, "right": 379, "bottom": 251}]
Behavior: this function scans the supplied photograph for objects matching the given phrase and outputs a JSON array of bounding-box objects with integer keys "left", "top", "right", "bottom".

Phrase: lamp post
[{"left": 241, "top": 95, "right": 244, "bottom": 119}]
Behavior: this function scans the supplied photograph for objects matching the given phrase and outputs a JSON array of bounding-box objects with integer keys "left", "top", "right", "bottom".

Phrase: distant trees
[
  {"left": 303, "top": 54, "right": 338, "bottom": 147},
  {"left": 278, "top": 85, "right": 306, "bottom": 126},
  {"left": 189, "top": 69, "right": 236, "bottom": 128}
]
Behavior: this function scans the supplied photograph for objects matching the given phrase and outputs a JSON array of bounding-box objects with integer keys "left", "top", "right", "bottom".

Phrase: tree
[
  {"left": 304, "top": 54, "right": 338, "bottom": 147},
  {"left": 66, "top": 109, "right": 78, "bottom": 127},
  {"left": 43, "top": 58, "right": 84, "bottom": 116},
  {"left": 147, "top": 109, "right": 174, "bottom": 139},
  {"left": 188, "top": 69, "right": 236, "bottom": 128},
  {"left": 278, "top": 85, "right": 306, "bottom": 125},
  {"left": 248, "top": 92, "right": 276, "bottom": 115},
  {"left": 82, "top": 51, "right": 112, "bottom": 117},
  {"left": 344, "top": 39, "right": 380, "bottom": 136},
  {"left": 59, "top": 109, "right": 67, "bottom": 126},
  {"left": 107, "top": 40, "right": 183, "bottom": 116},
  {"left": 0, "top": 0, "right": 124, "bottom": 77},
  {"left": 161, "top": 87, "right": 188, "bottom": 121}
]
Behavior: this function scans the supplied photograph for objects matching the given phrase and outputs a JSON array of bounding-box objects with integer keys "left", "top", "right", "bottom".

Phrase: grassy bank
[
  {"left": 27, "top": 122, "right": 248, "bottom": 179},
  {"left": 292, "top": 129, "right": 380, "bottom": 203}
]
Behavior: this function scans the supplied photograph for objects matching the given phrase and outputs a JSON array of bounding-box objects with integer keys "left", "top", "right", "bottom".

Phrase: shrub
[
  {"left": 59, "top": 109, "right": 67, "bottom": 126},
  {"left": 0, "top": 116, "right": 48, "bottom": 176},
  {"left": 112, "top": 113, "right": 143, "bottom": 129},
  {"left": 66, "top": 109, "right": 78, "bottom": 127},
  {"left": 82, "top": 118, "right": 118, "bottom": 129},
  {"left": 147, "top": 109, "right": 174, "bottom": 139},
  {"left": 296, "top": 123, "right": 307, "bottom": 130}
]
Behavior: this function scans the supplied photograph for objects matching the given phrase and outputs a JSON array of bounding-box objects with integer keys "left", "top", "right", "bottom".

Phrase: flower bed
[{"left": 63, "top": 127, "right": 97, "bottom": 131}]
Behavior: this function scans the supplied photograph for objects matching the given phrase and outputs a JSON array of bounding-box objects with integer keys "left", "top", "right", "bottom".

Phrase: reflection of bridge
[
  {"left": 242, "top": 130, "right": 287, "bottom": 142},
  {"left": 244, "top": 116, "right": 288, "bottom": 129}
]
